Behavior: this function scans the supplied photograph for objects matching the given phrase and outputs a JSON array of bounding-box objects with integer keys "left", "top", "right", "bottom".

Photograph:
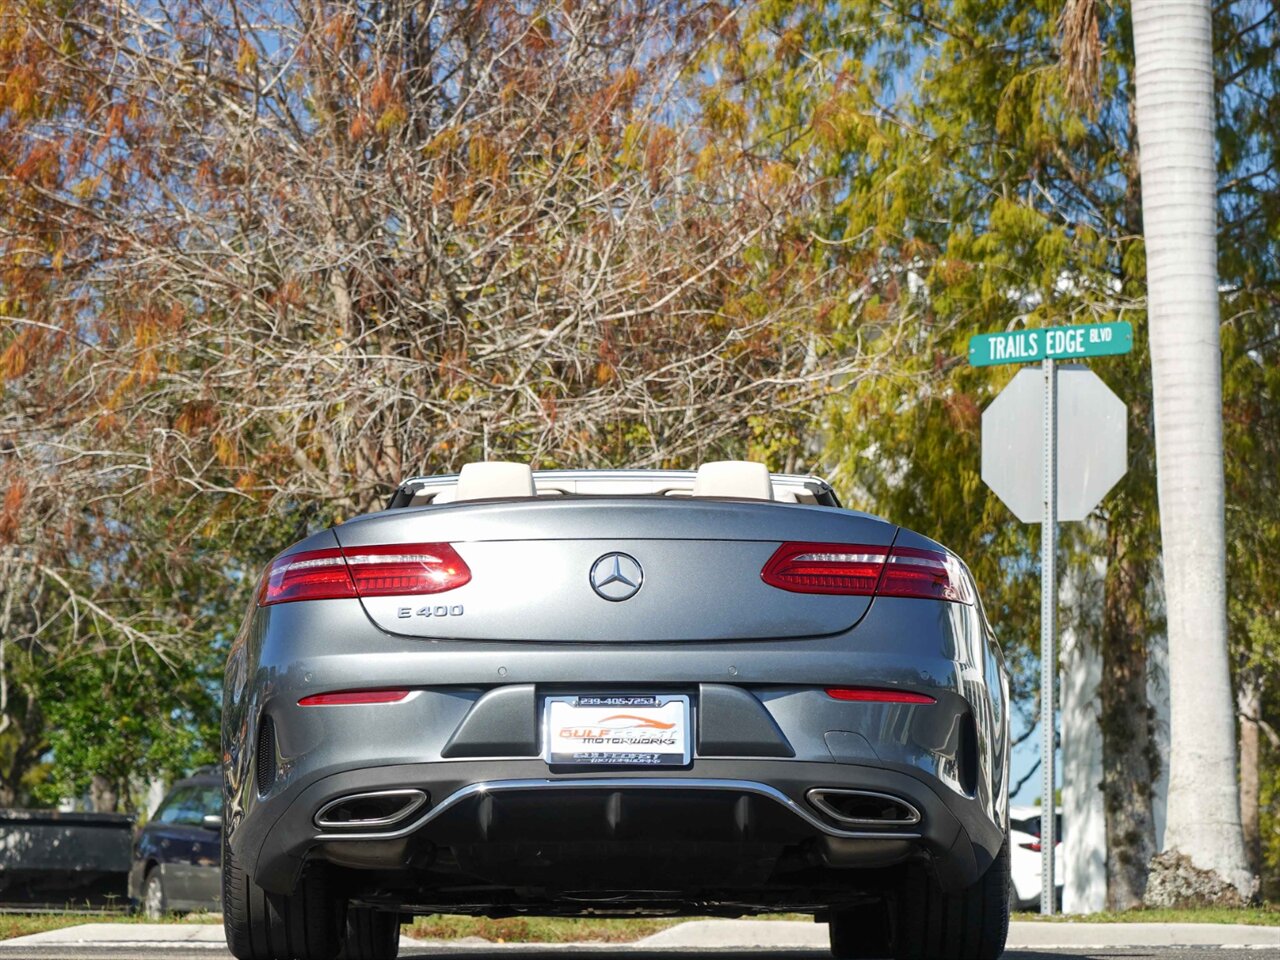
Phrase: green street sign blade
[{"left": 968, "top": 321, "right": 1133, "bottom": 367}]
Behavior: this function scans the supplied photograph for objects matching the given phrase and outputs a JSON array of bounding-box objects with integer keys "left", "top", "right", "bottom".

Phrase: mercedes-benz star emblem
[{"left": 589, "top": 552, "right": 644, "bottom": 602}]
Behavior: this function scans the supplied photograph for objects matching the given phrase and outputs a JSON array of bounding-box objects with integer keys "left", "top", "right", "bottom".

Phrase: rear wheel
[
  {"left": 339, "top": 907, "right": 400, "bottom": 959},
  {"left": 891, "top": 839, "right": 1010, "bottom": 960},
  {"left": 828, "top": 899, "right": 892, "bottom": 959},
  {"left": 222, "top": 840, "right": 344, "bottom": 960}
]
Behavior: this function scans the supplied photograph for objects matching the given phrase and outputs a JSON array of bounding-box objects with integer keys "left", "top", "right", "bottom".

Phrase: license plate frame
[{"left": 542, "top": 693, "right": 691, "bottom": 768}]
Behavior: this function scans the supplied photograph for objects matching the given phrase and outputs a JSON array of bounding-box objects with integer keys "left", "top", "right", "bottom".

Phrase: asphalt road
[{"left": 1, "top": 949, "right": 1278, "bottom": 959}]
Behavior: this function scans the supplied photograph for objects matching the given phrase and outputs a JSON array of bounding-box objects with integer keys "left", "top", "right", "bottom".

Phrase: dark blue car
[{"left": 129, "top": 770, "right": 222, "bottom": 916}]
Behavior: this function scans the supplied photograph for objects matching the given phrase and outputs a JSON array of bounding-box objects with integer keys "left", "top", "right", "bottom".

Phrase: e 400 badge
[{"left": 397, "top": 604, "right": 464, "bottom": 619}]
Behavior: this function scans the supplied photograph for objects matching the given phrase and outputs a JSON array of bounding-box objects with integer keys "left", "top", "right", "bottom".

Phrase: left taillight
[
  {"left": 761, "top": 541, "right": 974, "bottom": 604},
  {"left": 257, "top": 543, "right": 471, "bottom": 606}
]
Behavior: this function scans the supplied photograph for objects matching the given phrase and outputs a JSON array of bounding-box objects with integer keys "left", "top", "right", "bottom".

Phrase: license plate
[{"left": 543, "top": 694, "right": 691, "bottom": 767}]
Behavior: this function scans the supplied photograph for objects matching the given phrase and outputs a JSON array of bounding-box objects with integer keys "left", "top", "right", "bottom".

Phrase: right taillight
[
  {"left": 761, "top": 541, "right": 974, "bottom": 604},
  {"left": 257, "top": 543, "right": 471, "bottom": 606}
]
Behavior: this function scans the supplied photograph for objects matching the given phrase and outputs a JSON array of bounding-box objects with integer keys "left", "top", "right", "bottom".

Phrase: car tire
[
  {"left": 142, "top": 869, "right": 167, "bottom": 920},
  {"left": 828, "top": 899, "right": 892, "bottom": 958},
  {"left": 339, "top": 907, "right": 400, "bottom": 959},
  {"left": 891, "top": 839, "right": 1010, "bottom": 960},
  {"left": 222, "top": 839, "right": 344, "bottom": 960}
]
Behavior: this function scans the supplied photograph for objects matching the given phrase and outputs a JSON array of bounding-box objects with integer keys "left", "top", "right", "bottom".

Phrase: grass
[
  {"left": 0, "top": 915, "right": 104, "bottom": 942},
  {"left": 1011, "top": 905, "right": 1280, "bottom": 926},
  {"left": 403, "top": 912, "right": 820, "bottom": 943},
  {"left": 402, "top": 915, "right": 689, "bottom": 943}
]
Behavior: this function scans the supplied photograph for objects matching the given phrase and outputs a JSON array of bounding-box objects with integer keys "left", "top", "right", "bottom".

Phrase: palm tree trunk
[
  {"left": 1236, "top": 675, "right": 1261, "bottom": 874},
  {"left": 1130, "top": 0, "right": 1253, "bottom": 899},
  {"left": 1099, "top": 532, "right": 1157, "bottom": 908}
]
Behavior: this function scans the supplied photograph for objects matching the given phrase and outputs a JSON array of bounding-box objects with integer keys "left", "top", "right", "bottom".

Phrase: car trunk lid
[{"left": 331, "top": 498, "right": 896, "bottom": 642}]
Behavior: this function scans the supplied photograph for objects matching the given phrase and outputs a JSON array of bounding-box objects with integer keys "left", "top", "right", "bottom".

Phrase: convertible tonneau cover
[{"left": 386, "top": 466, "right": 842, "bottom": 510}]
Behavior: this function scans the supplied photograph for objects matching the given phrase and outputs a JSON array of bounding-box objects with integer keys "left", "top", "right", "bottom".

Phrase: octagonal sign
[{"left": 981, "top": 366, "right": 1127, "bottom": 523}]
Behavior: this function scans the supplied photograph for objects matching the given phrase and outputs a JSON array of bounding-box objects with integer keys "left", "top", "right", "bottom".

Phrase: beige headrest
[
  {"left": 692, "top": 460, "right": 774, "bottom": 500},
  {"left": 454, "top": 461, "right": 536, "bottom": 501}
]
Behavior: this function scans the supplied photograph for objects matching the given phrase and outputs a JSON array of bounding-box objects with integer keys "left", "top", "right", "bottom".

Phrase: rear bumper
[
  {"left": 223, "top": 595, "right": 1009, "bottom": 907},
  {"left": 233, "top": 756, "right": 1002, "bottom": 900}
]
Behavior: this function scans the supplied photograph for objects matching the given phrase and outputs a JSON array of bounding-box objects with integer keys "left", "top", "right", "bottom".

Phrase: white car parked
[{"left": 1009, "top": 805, "right": 1063, "bottom": 910}]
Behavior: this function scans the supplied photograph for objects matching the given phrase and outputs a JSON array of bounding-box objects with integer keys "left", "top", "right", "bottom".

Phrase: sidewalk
[{"left": 2, "top": 923, "right": 229, "bottom": 949}]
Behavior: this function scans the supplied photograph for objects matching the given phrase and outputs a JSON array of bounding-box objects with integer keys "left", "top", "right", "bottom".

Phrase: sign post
[
  {"left": 972, "top": 322, "right": 1132, "bottom": 916},
  {"left": 1040, "top": 356, "right": 1058, "bottom": 916}
]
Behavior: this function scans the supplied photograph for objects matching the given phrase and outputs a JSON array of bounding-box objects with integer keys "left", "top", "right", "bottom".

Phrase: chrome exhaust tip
[
  {"left": 806, "top": 788, "right": 921, "bottom": 827},
  {"left": 314, "top": 789, "right": 428, "bottom": 830}
]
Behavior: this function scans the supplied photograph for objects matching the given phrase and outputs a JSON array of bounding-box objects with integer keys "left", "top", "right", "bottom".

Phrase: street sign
[
  {"left": 969, "top": 321, "right": 1133, "bottom": 367},
  {"left": 981, "top": 367, "right": 1128, "bottom": 523},
  {"left": 972, "top": 324, "right": 1131, "bottom": 918}
]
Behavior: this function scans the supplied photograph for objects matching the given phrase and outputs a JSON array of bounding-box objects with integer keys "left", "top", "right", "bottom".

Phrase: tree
[
  {"left": 1214, "top": 3, "right": 1280, "bottom": 888},
  {"left": 702, "top": 0, "right": 1278, "bottom": 906},
  {"left": 1131, "top": 0, "right": 1253, "bottom": 900},
  {"left": 704, "top": 0, "right": 1163, "bottom": 907},
  {"left": 1, "top": 0, "right": 864, "bottom": 800},
  {"left": 1222, "top": 257, "right": 1280, "bottom": 889},
  {"left": 31, "top": 647, "right": 220, "bottom": 811}
]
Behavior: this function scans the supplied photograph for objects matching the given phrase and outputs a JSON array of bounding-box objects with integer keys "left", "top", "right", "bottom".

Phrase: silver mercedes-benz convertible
[{"left": 221, "top": 461, "right": 1011, "bottom": 960}]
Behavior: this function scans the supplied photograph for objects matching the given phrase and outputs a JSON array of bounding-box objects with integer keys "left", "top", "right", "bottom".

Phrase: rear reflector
[
  {"left": 258, "top": 543, "right": 471, "bottom": 605},
  {"left": 825, "top": 687, "right": 937, "bottom": 704},
  {"left": 298, "top": 689, "right": 410, "bottom": 706},
  {"left": 761, "top": 541, "right": 974, "bottom": 604}
]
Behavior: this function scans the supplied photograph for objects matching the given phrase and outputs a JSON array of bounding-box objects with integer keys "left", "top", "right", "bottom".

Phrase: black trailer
[{"left": 0, "top": 809, "right": 133, "bottom": 911}]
